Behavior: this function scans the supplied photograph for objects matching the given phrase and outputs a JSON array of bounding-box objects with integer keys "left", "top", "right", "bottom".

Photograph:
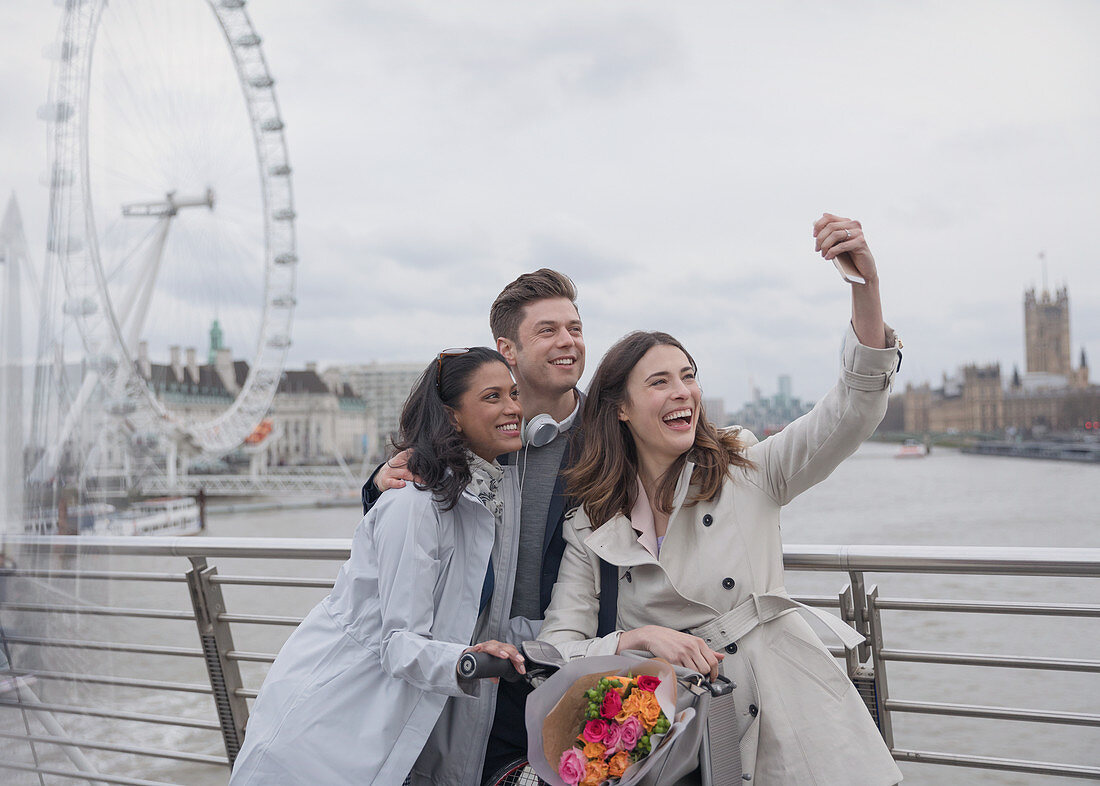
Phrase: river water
[{"left": 3, "top": 444, "right": 1097, "bottom": 784}]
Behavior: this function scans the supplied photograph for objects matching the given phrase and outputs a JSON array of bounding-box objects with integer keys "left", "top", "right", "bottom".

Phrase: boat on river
[
  {"left": 22, "top": 503, "right": 115, "bottom": 535},
  {"left": 962, "top": 438, "right": 1100, "bottom": 463},
  {"left": 91, "top": 496, "right": 202, "bottom": 537},
  {"left": 21, "top": 497, "right": 202, "bottom": 536},
  {"left": 895, "top": 439, "right": 928, "bottom": 458}
]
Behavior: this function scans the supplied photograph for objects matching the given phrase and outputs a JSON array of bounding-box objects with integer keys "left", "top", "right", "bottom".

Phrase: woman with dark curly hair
[{"left": 231, "top": 347, "right": 532, "bottom": 785}]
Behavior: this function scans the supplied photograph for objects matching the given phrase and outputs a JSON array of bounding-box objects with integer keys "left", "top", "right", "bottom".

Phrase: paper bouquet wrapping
[{"left": 524, "top": 654, "right": 697, "bottom": 786}]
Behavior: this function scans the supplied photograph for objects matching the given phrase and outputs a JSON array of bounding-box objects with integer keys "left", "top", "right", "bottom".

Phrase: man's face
[{"left": 500, "top": 297, "right": 585, "bottom": 401}]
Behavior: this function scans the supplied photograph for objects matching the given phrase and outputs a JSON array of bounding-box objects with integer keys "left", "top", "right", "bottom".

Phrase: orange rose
[
  {"left": 638, "top": 692, "right": 663, "bottom": 730},
  {"left": 579, "top": 758, "right": 609, "bottom": 786},
  {"left": 616, "top": 691, "right": 646, "bottom": 723},
  {"left": 582, "top": 741, "right": 606, "bottom": 761},
  {"left": 608, "top": 750, "right": 631, "bottom": 778}
]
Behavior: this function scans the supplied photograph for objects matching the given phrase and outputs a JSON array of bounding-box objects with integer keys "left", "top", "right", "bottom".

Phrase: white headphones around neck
[{"left": 522, "top": 413, "right": 567, "bottom": 448}]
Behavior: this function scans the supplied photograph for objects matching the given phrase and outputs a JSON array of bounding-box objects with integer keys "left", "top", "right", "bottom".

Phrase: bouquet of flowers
[
  {"left": 525, "top": 655, "right": 695, "bottom": 786},
  {"left": 557, "top": 673, "right": 671, "bottom": 785}
]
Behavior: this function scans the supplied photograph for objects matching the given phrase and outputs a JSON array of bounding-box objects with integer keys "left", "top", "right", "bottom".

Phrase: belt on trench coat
[
  {"left": 688, "top": 590, "right": 866, "bottom": 651},
  {"left": 681, "top": 592, "right": 866, "bottom": 784}
]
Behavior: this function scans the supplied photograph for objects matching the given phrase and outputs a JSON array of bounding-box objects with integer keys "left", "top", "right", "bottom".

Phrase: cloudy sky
[{"left": 4, "top": 0, "right": 1099, "bottom": 412}]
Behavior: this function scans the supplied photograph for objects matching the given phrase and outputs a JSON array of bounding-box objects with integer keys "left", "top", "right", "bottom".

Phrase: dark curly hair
[{"left": 393, "top": 347, "right": 510, "bottom": 510}]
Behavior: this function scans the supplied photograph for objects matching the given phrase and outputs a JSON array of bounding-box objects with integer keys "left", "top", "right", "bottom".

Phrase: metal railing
[{"left": 1, "top": 536, "right": 1097, "bottom": 784}]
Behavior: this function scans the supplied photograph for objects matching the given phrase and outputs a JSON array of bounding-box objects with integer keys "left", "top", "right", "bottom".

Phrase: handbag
[{"left": 633, "top": 661, "right": 739, "bottom": 786}]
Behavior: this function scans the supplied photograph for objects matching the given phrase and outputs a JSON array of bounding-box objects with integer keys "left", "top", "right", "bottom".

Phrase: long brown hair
[{"left": 565, "top": 331, "right": 753, "bottom": 528}]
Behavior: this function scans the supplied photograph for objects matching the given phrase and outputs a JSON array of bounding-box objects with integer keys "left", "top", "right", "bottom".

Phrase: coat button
[
  {"left": 624, "top": 570, "right": 632, "bottom": 583},
  {"left": 725, "top": 642, "right": 738, "bottom": 654},
  {"left": 722, "top": 577, "right": 735, "bottom": 590},
  {"left": 749, "top": 704, "right": 758, "bottom": 717},
  {"left": 702, "top": 514, "right": 713, "bottom": 527}
]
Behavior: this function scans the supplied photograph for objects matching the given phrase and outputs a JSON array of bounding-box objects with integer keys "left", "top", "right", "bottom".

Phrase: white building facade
[
  {"left": 322, "top": 362, "right": 424, "bottom": 460},
  {"left": 139, "top": 346, "right": 376, "bottom": 469}
]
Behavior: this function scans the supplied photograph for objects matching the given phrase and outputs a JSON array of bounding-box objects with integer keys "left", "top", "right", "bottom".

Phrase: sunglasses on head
[{"left": 436, "top": 348, "right": 471, "bottom": 390}]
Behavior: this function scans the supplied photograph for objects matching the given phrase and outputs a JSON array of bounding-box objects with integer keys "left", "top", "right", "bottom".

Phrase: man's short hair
[{"left": 489, "top": 268, "right": 578, "bottom": 344}]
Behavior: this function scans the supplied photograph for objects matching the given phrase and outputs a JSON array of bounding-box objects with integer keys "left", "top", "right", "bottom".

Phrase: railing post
[
  {"left": 846, "top": 570, "right": 871, "bottom": 664},
  {"left": 839, "top": 583, "right": 861, "bottom": 674},
  {"left": 186, "top": 557, "right": 248, "bottom": 766},
  {"left": 865, "top": 584, "right": 895, "bottom": 748}
]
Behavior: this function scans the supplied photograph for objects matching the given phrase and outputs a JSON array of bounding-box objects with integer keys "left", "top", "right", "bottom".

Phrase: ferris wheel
[{"left": 34, "top": 0, "right": 297, "bottom": 482}]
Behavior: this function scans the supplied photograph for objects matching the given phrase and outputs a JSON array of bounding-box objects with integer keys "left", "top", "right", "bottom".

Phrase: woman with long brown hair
[{"left": 538, "top": 214, "right": 904, "bottom": 784}]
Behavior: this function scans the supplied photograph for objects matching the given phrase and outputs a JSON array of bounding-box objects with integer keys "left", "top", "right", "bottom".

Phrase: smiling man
[
  {"left": 363, "top": 269, "right": 601, "bottom": 782},
  {"left": 490, "top": 276, "right": 584, "bottom": 428},
  {"left": 485, "top": 270, "right": 588, "bottom": 779},
  {"left": 486, "top": 269, "right": 584, "bottom": 617}
]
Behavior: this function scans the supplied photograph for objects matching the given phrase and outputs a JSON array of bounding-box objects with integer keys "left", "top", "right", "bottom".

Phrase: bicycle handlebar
[
  {"left": 458, "top": 643, "right": 733, "bottom": 696},
  {"left": 457, "top": 650, "right": 520, "bottom": 681}
]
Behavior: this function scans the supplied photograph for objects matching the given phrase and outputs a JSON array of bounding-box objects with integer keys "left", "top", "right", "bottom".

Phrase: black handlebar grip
[{"left": 457, "top": 651, "right": 517, "bottom": 680}]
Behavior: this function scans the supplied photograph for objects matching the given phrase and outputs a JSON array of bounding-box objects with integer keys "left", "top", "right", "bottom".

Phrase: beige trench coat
[{"left": 540, "top": 324, "right": 904, "bottom": 785}]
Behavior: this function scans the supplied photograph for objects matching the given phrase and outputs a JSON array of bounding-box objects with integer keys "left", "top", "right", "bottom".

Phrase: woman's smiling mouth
[{"left": 662, "top": 408, "right": 693, "bottom": 430}]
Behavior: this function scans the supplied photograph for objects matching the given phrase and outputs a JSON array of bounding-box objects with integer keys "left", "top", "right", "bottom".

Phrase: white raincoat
[{"left": 230, "top": 461, "right": 534, "bottom": 786}]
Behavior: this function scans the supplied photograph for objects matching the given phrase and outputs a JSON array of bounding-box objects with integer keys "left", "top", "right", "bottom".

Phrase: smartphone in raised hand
[{"left": 832, "top": 252, "right": 865, "bottom": 285}]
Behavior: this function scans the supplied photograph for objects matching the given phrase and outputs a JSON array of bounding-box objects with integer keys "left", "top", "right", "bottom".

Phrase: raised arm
[
  {"left": 746, "top": 214, "right": 900, "bottom": 506},
  {"left": 813, "top": 213, "right": 886, "bottom": 349}
]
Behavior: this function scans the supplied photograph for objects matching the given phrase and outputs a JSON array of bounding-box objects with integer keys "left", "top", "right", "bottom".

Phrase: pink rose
[
  {"left": 559, "top": 747, "right": 587, "bottom": 786},
  {"left": 600, "top": 689, "right": 623, "bottom": 719},
  {"left": 636, "top": 675, "right": 661, "bottom": 692},
  {"left": 582, "top": 718, "right": 609, "bottom": 744},
  {"left": 619, "top": 715, "right": 644, "bottom": 751},
  {"left": 602, "top": 721, "right": 624, "bottom": 754}
]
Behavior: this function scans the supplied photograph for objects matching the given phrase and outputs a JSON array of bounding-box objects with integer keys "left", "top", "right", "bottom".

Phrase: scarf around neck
[{"left": 466, "top": 451, "right": 504, "bottom": 519}]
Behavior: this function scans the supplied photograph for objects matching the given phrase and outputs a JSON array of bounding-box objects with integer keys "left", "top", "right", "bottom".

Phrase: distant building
[
  {"left": 778, "top": 374, "right": 792, "bottom": 403},
  {"left": 207, "top": 319, "right": 225, "bottom": 364},
  {"left": 136, "top": 334, "right": 376, "bottom": 467},
  {"left": 323, "top": 362, "right": 425, "bottom": 458},
  {"left": 730, "top": 375, "right": 813, "bottom": 436},
  {"left": 888, "top": 285, "right": 1096, "bottom": 435},
  {"left": 1025, "top": 286, "right": 1072, "bottom": 377},
  {"left": 701, "top": 396, "right": 727, "bottom": 427},
  {"left": 897, "top": 364, "right": 1004, "bottom": 434},
  {"left": 266, "top": 363, "right": 375, "bottom": 467}
]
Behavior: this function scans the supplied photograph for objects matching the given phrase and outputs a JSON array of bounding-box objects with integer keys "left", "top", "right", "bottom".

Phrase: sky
[{"left": 3, "top": 0, "right": 1099, "bottom": 413}]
